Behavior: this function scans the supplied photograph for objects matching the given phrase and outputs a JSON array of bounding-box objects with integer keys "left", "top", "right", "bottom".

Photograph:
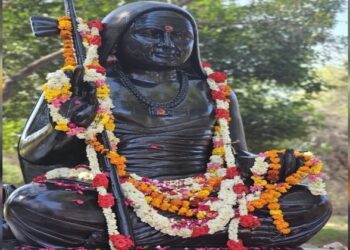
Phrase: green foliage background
[{"left": 3, "top": 0, "right": 345, "bottom": 153}]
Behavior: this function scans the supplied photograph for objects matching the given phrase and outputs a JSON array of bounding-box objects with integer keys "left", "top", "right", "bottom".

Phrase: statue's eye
[
  {"left": 137, "top": 28, "right": 162, "bottom": 38},
  {"left": 172, "top": 32, "right": 192, "bottom": 41}
]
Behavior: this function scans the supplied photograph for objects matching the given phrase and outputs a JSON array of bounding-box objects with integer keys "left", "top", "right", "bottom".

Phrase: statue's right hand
[{"left": 59, "top": 66, "right": 98, "bottom": 128}]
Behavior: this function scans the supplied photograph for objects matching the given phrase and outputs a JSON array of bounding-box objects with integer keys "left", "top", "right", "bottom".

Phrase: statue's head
[
  {"left": 100, "top": 1, "right": 206, "bottom": 78},
  {"left": 117, "top": 11, "right": 194, "bottom": 70}
]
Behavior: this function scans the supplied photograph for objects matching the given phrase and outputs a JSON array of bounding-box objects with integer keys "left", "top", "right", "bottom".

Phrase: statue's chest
[
  {"left": 106, "top": 77, "right": 216, "bottom": 178},
  {"left": 107, "top": 77, "right": 216, "bottom": 135}
]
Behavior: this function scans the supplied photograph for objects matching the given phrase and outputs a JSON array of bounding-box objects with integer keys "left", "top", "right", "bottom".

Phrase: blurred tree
[{"left": 3, "top": 0, "right": 346, "bottom": 152}]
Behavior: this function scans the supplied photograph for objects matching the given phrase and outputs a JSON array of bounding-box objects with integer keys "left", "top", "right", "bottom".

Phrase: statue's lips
[
  {"left": 154, "top": 52, "right": 175, "bottom": 58},
  {"left": 154, "top": 51, "right": 175, "bottom": 58}
]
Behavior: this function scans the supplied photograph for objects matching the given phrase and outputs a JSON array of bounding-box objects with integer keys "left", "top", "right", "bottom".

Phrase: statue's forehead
[{"left": 132, "top": 11, "right": 193, "bottom": 31}]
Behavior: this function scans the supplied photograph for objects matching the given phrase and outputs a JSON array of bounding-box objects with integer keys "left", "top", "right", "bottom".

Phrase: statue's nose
[{"left": 161, "top": 32, "right": 175, "bottom": 48}]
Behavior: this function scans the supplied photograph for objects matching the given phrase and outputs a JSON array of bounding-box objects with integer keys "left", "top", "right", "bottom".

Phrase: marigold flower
[
  {"left": 182, "top": 200, "right": 190, "bottom": 208},
  {"left": 160, "top": 202, "right": 171, "bottom": 211},
  {"left": 196, "top": 211, "right": 206, "bottom": 220},
  {"left": 58, "top": 20, "right": 72, "bottom": 30},
  {"left": 178, "top": 207, "right": 189, "bottom": 216},
  {"left": 168, "top": 205, "right": 179, "bottom": 213},
  {"left": 269, "top": 209, "right": 282, "bottom": 216},
  {"left": 186, "top": 210, "right": 194, "bottom": 217},
  {"left": 97, "top": 85, "right": 110, "bottom": 98},
  {"left": 105, "top": 119, "right": 116, "bottom": 131},
  {"left": 55, "top": 121, "right": 69, "bottom": 132},
  {"left": 151, "top": 198, "right": 162, "bottom": 208},
  {"left": 268, "top": 203, "right": 280, "bottom": 210},
  {"left": 212, "top": 147, "right": 225, "bottom": 156},
  {"left": 285, "top": 176, "right": 299, "bottom": 185},
  {"left": 196, "top": 190, "right": 210, "bottom": 199},
  {"left": 145, "top": 196, "right": 152, "bottom": 203}
]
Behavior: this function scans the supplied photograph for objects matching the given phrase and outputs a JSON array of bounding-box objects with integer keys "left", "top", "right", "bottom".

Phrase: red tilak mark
[
  {"left": 164, "top": 25, "right": 173, "bottom": 32},
  {"left": 150, "top": 144, "right": 158, "bottom": 149}
]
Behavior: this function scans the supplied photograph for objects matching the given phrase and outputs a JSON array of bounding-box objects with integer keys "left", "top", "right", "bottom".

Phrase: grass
[
  {"left": 3, "top": 154, "right": 24, "bottom": 187},
  {"left": 307, "top": 215, "right": 348, "bottom": 247}
]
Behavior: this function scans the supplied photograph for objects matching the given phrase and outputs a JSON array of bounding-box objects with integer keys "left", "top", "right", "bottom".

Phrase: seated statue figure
[{"left": 4, "top": 1, "right": 331, "bottom": 249}]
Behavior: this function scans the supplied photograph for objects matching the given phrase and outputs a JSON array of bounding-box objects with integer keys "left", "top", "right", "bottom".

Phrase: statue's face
[{"left": 118, "top": 10, "right": 194, "bottom": 69}]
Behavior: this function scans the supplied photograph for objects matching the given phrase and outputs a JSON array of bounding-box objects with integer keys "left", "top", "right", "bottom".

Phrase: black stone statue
[{"left": 3, "top": 1, "right": 331, "bottom": 249}]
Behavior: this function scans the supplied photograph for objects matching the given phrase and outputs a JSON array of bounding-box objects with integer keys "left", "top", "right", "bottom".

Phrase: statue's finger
[
  {"left": 281, "top": 149, "right": 298, "bottom": 179},
  {"left": 86, "top": 82, "right": 97, "bottom": 105},
  {"left": 72, "top": 65, "right": 85, "bottom": 96}
]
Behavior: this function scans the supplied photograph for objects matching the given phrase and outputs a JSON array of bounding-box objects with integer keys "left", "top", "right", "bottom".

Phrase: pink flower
[
  {"left": 206, "top": 163, "right": 222, "bottom": 169},
  {"left": 213, "top": 140, "right": 224, "bottom": 147},
  {"left": 124, "top": 198, "right": 134, "bottom": 206},
  {"left": 312, "top": 158, "right": 321, "bottom": 165},
  {"left": 52, "top": 98, "right": 62, "bottom": 108},
  {"left": 74, "top": 99, "right": 81, "bottom": 105},
  {"left": 97, "top": 107, "right": 107, "bottom": 114},
  {"left": 258, "top": 152, "right": 268, "bottom": 158},
  {"left": 95, "top": 79, "right": 105, "bottom": 87},
  {"left": 201, "top": 61, "right": 212, "bottom": 68},
  {"left": 73, "top": 199, "right": 85, "bottom": 205},
  {"left": 308, "top": 174, "right": 321, "bottom": 182},
  {"left": 250, "top": 184, "right": 263, "bottom": 192}
]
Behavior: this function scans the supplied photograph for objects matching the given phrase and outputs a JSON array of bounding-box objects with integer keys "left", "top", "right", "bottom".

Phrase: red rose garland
[
  {"left": 109, "top": 234, "right": 134, "bottom": 250},
  {"left": 92, "top": 173, "right": 109, "bottom": 188},
  {"left": 98, "top": 193, "right": 115, "bottom": 208}
]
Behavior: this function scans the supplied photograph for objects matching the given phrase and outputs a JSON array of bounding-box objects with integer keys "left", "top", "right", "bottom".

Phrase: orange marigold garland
[
  {"left": 58, "top": 16, "right": 76, "bottom": 67},
  {"left": 247, "top": 150, "right": 326, "bottom": 235}
]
